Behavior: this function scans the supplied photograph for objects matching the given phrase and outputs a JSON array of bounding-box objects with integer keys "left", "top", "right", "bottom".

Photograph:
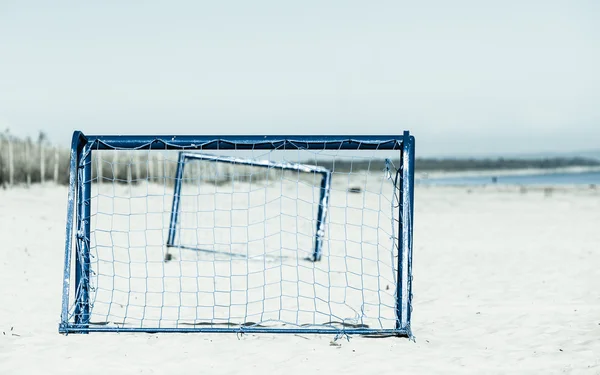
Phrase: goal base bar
[
  {"left": 164, "top": 244, "right": 320, "bottom": 262},
  {"left": 59, "top": 325, "right": 411, "bottom": 336}
]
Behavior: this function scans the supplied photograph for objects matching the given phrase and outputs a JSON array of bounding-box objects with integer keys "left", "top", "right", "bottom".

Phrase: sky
[{"left": 0, "top": 0, "right": 598, "bottom": 157}]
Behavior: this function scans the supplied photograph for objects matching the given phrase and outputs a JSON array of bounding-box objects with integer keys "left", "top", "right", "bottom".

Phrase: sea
[{"left": 417, "top": 170, "right": 600, "bottom": 186}]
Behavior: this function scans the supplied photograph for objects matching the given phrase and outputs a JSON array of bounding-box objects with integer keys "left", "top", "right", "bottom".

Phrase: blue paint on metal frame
[
  {"left": 60, "top": 131, "right": 415, "bottom": 336},
  {"left": 313, "top": 171, "right": 332, "bottom": 261},
  {"left": 59, "top": 131, "right": 87, "bottom": 333},
  {"left": 408, "top": 134, "right": 416, "bottom": 334},
  {"left": 59, "top": 326, "right": 411, "bottom": 336},
  {"left": 395, "top": 131, "right": 415, "bottom": 337},
  {"left": 73, "top": 142, "right": 92, "bottom": 329},
  {"left": 167, "top": 152, "right": 186, "bottom": 248},
  {"left": 77, "top": 135, "right": 404, "bottom": 151},
  {"left": 166, "top": 152, "right": 332, "bottom": 262}
]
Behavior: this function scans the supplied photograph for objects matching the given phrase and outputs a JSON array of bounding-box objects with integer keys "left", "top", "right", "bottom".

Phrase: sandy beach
[{"left": 1, "top": 183, "right": 599, "bottom": 374}]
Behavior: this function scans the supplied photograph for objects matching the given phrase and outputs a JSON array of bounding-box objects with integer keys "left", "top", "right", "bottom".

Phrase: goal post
[
  {"left": 166, "top": 152, "right": 332, "bottom": 262},
  {"left": 59, "top": 131, "right": 415, "bottom": 336}
]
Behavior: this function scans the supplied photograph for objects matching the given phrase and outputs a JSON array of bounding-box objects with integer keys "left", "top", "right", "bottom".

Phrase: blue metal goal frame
[
  {"left": 59, "top": 131, "right": 415, "bottom": 336},
  {"left": 165, "top": 152, "right": 332, "bottom": 262}
]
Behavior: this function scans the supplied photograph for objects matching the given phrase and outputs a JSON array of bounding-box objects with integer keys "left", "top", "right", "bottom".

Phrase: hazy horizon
[{"left": 1, "top": 1, "right": 598, "bottom": 157}]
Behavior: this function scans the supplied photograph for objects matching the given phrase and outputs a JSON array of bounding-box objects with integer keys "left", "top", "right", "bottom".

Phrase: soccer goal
[
  {"left": 165, "top": 152, "right": 332, "bottom": 263},
  {"left": 59, "top": 131, "right": 415, "bottom": 336}
]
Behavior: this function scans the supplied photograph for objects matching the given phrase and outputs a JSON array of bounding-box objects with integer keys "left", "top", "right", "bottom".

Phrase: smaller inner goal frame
[
  {"left": 165, "top": 152, "right": 333, "bottom": 262},
  {"left": 59, "top": 131, "right": 415, "bottom": 336}
]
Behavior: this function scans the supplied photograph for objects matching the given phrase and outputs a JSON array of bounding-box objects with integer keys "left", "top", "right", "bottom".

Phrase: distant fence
[
  {"left": 0, "top": 137, "right": 338, "bottom": 188},
  {"left": 0, "top": 136, "right": 184, "bottom": 188},
  {"left": 0, "top": 135, "right": 71, "bottom": 187}
]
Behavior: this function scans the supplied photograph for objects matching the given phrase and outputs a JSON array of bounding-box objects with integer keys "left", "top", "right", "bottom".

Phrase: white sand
[{"left": 1, "top": 184, "right": 600, "bottom": 374}]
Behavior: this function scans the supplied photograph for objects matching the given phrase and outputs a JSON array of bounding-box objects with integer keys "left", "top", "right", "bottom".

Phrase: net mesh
[{"left": 71, "top": 142, "right": 402, "bottom": 332}]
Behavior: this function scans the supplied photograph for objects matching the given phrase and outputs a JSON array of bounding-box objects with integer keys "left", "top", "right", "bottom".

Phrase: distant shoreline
[{"left": 416, "top": 165, "right": 600, "bottom": 179}]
